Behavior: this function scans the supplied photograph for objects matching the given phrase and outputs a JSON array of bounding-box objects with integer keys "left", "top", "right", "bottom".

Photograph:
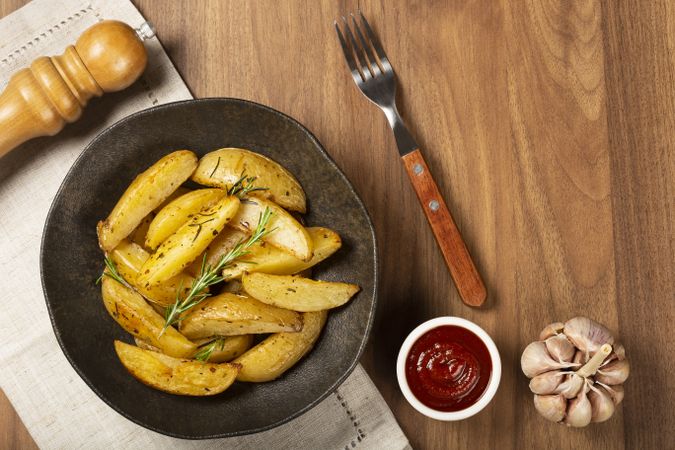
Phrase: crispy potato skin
[
  {"left": 135, "top": 335, "right": 253, "bottom": 362},
  {"left": 191, "top": 148, "right": 306, "bottom": 213},
  {"left": 192, "top": 335, "right": 254, "bottom": 362},
  {"left": 145, "top": 188, "right": 226, "bottom": 250},
  {"left": 242, "top": 273, "right": 360, "bottom": 312},
  {"left": 222, "top": 227, "right": 341, "bottom": 280},
  {"left": 138, "top": 196, "right": 240, "bottom": 286},
  {"left": 179, "top": 292, "right": 303, "bottom": 339},
  {"left": 110, "top": 240, "right": 196, "bottom": 307},
  {"left": 101, "top": 276, "right": 196, "bottom": 358},
  {"left": 186, "top": 228, "right": 249, "bottom": 276},
  {"left": 114, "top": 341, "right": 240, "bottom": 396},
  {"left": 233, "top": 311, "right": 328, "bottom": 382},
  {"left": 230, "top": 197, "right": 313, "bottom": 261},
  {"left": 98, "top": 150, "right": 198, "bottom": 252}
]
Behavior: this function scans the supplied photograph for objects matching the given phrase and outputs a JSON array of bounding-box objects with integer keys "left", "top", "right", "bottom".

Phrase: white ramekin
[{"left": 396, "top": 316, "right": 501, "bottom": 421}]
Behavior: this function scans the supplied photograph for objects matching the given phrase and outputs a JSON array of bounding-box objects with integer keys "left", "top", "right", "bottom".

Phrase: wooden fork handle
[{"left": 402, "top": 149, "right": 487, "bottom": 307}]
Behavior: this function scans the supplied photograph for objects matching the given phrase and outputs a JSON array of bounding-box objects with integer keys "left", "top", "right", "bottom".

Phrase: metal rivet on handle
[
  {"left": 429, "top": 200, "right": 440, "bottom": 211},
  {"left": 413, "top": 164, "right": 423, "bottom": 175}
]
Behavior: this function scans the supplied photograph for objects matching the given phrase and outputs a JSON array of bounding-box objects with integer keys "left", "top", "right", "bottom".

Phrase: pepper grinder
[{"left": 0, "top": 20, "right": 155, "bottom": 157}]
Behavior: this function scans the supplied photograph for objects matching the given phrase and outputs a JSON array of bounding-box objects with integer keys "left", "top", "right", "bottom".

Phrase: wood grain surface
[{"left": 1, "top": 1, "right": 673, "bottom": 449}]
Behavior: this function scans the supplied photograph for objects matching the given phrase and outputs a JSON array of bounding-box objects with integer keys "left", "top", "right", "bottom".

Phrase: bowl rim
[
  {"left": 40, "top": 97, "right": 378, "bottom": 439},
  {"left": 396, "top": 316, "right": 501, "bottom": 421}
]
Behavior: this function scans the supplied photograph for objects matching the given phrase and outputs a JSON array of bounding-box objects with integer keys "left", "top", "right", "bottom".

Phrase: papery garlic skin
[
  {"left": 539, "top": 322, "right": 565, "bottom": 340},
  {"left": 521, "top": 341, "right": 579, "bottom": 378},
  {"left": 565, "top": 384, "right": 592, "bottom": 427},
  {"left": 534, "top": 394, "right": 566, "bottom": 423},
  {"left": 564, "top": 317, "right": 614, "bottom": 355},
  {"left": 521, "top": 317, "right": 628, "bottom": 428},
  {"left": 555, "top": 374, "right": 584, "bottom": 399},
  {"left": 589, "top": 385, "right": 615, "bottom": 423},
  {"left": 545, "top": 334, "right": 575, "bottom": 363},
  {"left": 596, "top": 359, "right": 630, "bottom": 385},
  {"left": 530, "top": 370, "right": 566, "bottom": 395},
  {"left": 598, "top": 383, "right": 624, "bottom": 405}
]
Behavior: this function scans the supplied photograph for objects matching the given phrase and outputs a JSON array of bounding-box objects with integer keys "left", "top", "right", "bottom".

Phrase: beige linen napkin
[{"left": 0, "top": 0, "right": 410, "bottom": 448}]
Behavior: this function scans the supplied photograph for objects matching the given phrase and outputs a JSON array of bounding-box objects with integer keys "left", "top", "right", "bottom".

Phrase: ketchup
[{"left": 405, "top": 325, "right": 492, "bottom": 412}]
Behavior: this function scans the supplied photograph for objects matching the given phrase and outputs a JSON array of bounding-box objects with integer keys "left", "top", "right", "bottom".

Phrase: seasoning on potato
[{"left": 96, "top": 147, "right": 360, "bottom": 396}]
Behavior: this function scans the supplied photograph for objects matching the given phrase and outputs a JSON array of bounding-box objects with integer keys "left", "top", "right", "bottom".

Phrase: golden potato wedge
[
  {"left": 145, "top": 188, "right": 226, "bottom": 250},
  {"left": 186, "top": 228, "right": 249, "bottom": 276},
  {"left": 128, "top": 212, "right": 155, "bottom": 250},
  {"left": 191, "top": 148, "right": 306, "bottom": 213},
  {"left": 110, "top": 240, "right": 195, "bottom": 307},
  {"left": 134, "top": 335, "right": 253, "bottom": 362},
  {"left": 222, "top": 227, "right": 341, "bottom": 280},
  {"left": 242, "top": 273, "right": 360, "bottom": 312},
  {"left": 155, "top": 186, "right": 191, "bottom": 212},
  {"left": 101, "top": 276, "right": 196, "bottom": 358},
  {"left": 114, "top": 340, "right": 240, "bottom": 396},
  {"left": 98, "top": 150, "right": 198, "bottom": 251},
  {"left": 231, "top": 197, "right": 312, "bottom": 261},
  {"left": 193, "top": 335, "right": 254, "bottom": 362},
  {"left": 233, "top": 311, "right": 327, "bottom": 382},
  {"left": 179, "top": 292, "right": 303, "bottom": 339},
  {"left": 138, "top": 196, "right": 240, "bottom": 286}
]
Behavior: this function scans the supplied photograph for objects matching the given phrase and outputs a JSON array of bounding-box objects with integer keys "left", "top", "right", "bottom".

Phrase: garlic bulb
[{"left": 522, "top": 317, "right": 628, "bottom": 427}]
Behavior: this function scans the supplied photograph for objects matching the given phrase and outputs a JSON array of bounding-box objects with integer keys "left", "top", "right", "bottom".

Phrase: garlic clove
[
  {"left": 539, "top": 322, "right": 565, "bottom": 340},
  {"left": 573, "top": 350, "right": 587, "bottom": 365},
  {"left": 564, "top": 384, "right": 592, "bottom": 427},
  {"left": 604, "top": 342, "right": 626, "bottom": 364},
  {"left": 595, "top": 359, "right": 630, "bottom": 385},
  {"left": 521, "top": 341, "right": 580, "bottom": 378},
  {"left": 598, "top": 383, "right": 624, "bottom": 405},
  {"left": 555, "top": 373, "right": 584, "bottom": 399},
  {"left": 534, "top": 394, "right": 566, "bottom": 423},
  {"left": 545, "top": 334, "right": 575, "bottom": 363},
  {"left": 588, "top": 385, "right": 616, "bottom": 422},
  {"left": 530, "top": 370, "right": 566, "bottom": 395},
  {"left": 563, "top": 317, "right": 614, "bottom": 354}
]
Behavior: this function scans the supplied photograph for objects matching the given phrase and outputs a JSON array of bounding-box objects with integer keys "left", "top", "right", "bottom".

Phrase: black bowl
[{"left": 40, "top": 98, "right": 377, "bottom": 439}]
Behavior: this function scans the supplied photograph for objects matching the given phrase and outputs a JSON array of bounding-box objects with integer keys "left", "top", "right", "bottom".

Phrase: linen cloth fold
[{"left": 0, "top": 0, "right": 410, "bottom": 448}]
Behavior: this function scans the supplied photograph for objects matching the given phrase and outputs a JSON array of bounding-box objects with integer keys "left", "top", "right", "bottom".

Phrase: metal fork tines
[{"left": 334, "top": 12, "right": 417, "bottom": 155}]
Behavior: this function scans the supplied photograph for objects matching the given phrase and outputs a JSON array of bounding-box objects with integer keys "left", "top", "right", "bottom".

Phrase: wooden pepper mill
[{"left": 0, "top": 20, "right": 153, "bottom": 157}]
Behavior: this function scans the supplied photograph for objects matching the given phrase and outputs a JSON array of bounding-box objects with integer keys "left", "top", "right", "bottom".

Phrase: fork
[{"left": 335, "top": 12, "right": 486, "bottom": 307}]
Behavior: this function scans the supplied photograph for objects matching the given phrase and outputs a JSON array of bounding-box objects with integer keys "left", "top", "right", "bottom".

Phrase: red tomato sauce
[{"left": 405, "top": 325, "right": 492, "bottom": 412}]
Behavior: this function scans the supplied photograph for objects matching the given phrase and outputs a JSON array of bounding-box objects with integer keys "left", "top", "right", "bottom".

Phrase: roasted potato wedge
[
  {"left": 155, "top": 186, "right": 191, "bottom": 212},
  {"left": 231, "top": 197, "right": 312, "bottom": 261},
  {"left": 98, "top": 150, "right": 198, "bottom": 251},
  {"left": 242, "top": 273, "right": 360, "bottom": 312},
  {"left": 233, "top": 311, "right": 327, "bottom": 382},
  {"left": 191, "top": 148, "right": 306, "bottom": 213},
  {"left": 222, "top": 227, "right": 341, "bottom": 280},
  {"left": 138, "top": 196, "right": 240, "bottom": 286},
  {"left": 179, "top": 292, "right": 303, "bottom": 339},
  {"left": 114, "top": 340, "right": 240, "bottom": 396},
  {"left": 145, "top": 188, "right": 226, "bottom": 250},
  {"left": 101, "top": 276, "right": 196, "bottom": 358},
  {"left": 134, "top": 335, "right": 253, "bottom": 362},
  {"left": 110, "top": 240, "right": 195, "bottom": 307},
  {"left": 186, "top": 228, "right": 249, "bottom": 276},
  {"left": 128, "top": 212, "right": 155, "bottom": 250},
  {"left": 193, "top": 335, "right": 254, "bottom": 362}
]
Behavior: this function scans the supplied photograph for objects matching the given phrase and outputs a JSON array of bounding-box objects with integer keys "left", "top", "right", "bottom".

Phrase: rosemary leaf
[
  {"left": 194, "top": 337, "right": 225, "bottom": 362},
  {"left": 160, "top": 207, "right": 274, "bottom": 336}
]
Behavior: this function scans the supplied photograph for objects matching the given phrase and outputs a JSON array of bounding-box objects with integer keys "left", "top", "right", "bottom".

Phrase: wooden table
[{"left": 1, "top": 1, "right": 673, "bottom": 449}]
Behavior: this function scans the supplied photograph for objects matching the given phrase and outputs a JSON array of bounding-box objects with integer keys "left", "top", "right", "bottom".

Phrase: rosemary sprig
[
  {"left": 96, "top": 256, "right": 131, "bottom": 288},
  {"left": 228, "top": 172, "right": 269, "bottom": 198},
  {"left": 160, "top": 207, "right": 274, "bottom": 336},
  {"left": 194, "top": 337, "right": 225, "bottom": 362},
  {"left": 209, "top": 156, "right": 221, "bottom": 177}
]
